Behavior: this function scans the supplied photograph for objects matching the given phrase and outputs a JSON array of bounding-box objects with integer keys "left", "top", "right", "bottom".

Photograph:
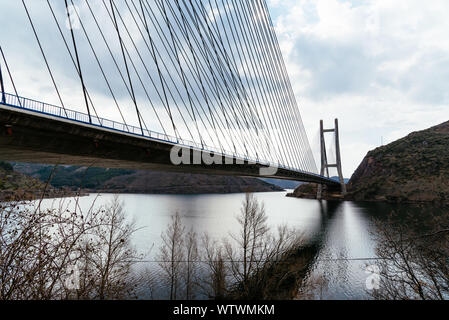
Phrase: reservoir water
[{"left": 40, "top": 190, "right": 432, "bottom": 300}]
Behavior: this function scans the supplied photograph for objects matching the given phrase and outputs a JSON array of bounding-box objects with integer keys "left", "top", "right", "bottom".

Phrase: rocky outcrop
[
  {"left": 286, "top": 183, "right": 319, "bottom": 200},
  {"left": 286, "top": 182, "right": 345, "bottom": 201}
]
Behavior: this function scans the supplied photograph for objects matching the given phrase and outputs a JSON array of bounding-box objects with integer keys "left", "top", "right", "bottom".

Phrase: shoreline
[
  {"left": 0, "top": 190, "right": 88, "bottom": 202},
  {"left": 286, "top": 190, "right": 449, "bottom": 207},
  {"left": 1, "top": 188, "right": 286, "bottom": 202}
]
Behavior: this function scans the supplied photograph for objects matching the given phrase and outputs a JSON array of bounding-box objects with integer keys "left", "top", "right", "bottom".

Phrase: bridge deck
[{"left": 0, "top": 93, "right": 339, "bottom": 186}]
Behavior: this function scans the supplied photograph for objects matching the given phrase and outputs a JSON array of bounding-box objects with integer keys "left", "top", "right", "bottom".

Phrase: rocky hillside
[
  {"left": 0, "top": 161, "right": 64, "bottom": 201},
  {"left": 11, "top": 163, "right": 283, "bottom": 194},
  {"left": 286, "top": 183, "right": 319, "bottom": 200},
  {"left": 347, "top": 121, "right": 449, "bottom": 203}
]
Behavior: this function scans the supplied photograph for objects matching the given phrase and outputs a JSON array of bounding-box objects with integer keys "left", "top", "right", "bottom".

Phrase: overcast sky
[
  {"left": 268, "top": 0, "right": 449, "bottom": 177},
  {"left": 1, "top": 1, "right": 448, "bottom": 177}
]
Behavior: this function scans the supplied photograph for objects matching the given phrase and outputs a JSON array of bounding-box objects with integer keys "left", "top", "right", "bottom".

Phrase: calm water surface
[{"left": 41, "top": 190, "right": 423, "bottom": 300}]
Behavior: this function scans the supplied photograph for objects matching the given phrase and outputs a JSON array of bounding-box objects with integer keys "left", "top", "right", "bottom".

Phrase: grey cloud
[
  {"left": 291, "top": 35, "right": 377, "bottom": 99},
  {"left": 399, "top": 51, "right": 449, "bottom": 105}
]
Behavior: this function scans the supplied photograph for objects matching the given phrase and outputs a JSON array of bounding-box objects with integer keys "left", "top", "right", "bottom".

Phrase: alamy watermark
[
  {"left": 170, "top": 146, "right": 279, "bottom": 176},
  {"left": 65, "top": 264, "right": 80, "bottom": 291},
  {"left": 365, "top": 264, "right": 380, "bottom": 291}
]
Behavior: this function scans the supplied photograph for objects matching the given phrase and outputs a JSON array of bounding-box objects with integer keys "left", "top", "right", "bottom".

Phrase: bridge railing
[
  {"left": 2, "top": 93, "right": 342, "bottom": 182},
  {"left": 0, "top": 92, "right": 336, "bottom": 180},
  {"left": 1, "top": 92, "right": 308, "bottom": 171}
]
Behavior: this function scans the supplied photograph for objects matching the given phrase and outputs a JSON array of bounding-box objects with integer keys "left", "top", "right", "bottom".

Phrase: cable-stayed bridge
[{"left": 0, "top": 0, "right": 340, "bottom": 187}]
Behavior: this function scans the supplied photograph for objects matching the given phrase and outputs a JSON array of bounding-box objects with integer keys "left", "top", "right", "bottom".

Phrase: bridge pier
[{"left": 317, "top": 119, "right": 347, "bottom": 200}]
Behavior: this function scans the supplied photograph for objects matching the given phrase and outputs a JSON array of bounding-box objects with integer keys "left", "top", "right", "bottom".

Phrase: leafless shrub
[
  {"left": 75, "top": 195, "right": 141, "bottom": 300},
  {"left": 0, "top": 196, "right": 99, "bottom": 299},
  {"left": 200, "top": 234, "right": 228, "bottom": 299},
  {"left": 223, "top": 193, "right": 306, "bottom": 299},
  {"left": 296, "top": 273, "right": 329, "bottom": 300},
  {"left": 225, "top": 193, "right": 269, "bottom": 289},
  {"left": 153, "top": 193, "right": 325, "bottom": 300},
  {"left": 371, "top": 211, "right": 449, "bottom": 300},
  {"left": 158, "top": 213, "right": 185, "bottom": 300},
  {"left": 183, "top": 228, "right": 199, "bottom": 300},
  {"left": 0, "top": 194, "right": 140, "bottom": 300}
]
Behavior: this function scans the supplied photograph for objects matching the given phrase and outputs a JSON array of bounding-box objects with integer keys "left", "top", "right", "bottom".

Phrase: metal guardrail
[{"left": 0, "top": 92, "right": 332, "bottom": 181}]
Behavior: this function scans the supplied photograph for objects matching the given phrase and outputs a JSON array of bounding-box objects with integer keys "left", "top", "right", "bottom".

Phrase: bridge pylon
[{"left": 317, "top": 119, "right": 347, "bottom": 200}]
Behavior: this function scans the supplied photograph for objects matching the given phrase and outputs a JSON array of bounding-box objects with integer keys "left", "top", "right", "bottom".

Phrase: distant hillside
[
  {"left": 12, "top": 163, "right": 283, "bottom": 194},
  {"left": 259, "top": 178, "right": 302, "bottom": 190},
  {"left": 330, "top": 176, "right": 350, "bottom": 184},
  {"left": 0, "top": 161, "right": 62, "bottom": 200},
  {"left": 0, "top": 161, "right": 41, "bottom": 192},
  {"left": 347, "top": 120, "right": 449, "bottom": 203},
  {"left": 12, "top": 163, "right": 134, "bottom": 189}
]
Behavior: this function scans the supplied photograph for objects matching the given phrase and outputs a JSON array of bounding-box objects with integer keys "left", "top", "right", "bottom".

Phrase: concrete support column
[
  {"left": 334, "top": 119, "right": 347, "bottom": 195},
  {"left": 317, "top": 119, "right": 346, "bottom": 199},
  {"left": 317, "top": 120, "right": 325, "bottom": 200}
]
